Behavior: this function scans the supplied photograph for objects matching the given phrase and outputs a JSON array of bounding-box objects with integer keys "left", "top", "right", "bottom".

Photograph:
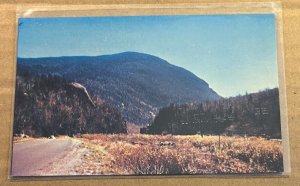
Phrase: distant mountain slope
[{"left": 17, "top": 52, "right": 220, "bottom": 125}]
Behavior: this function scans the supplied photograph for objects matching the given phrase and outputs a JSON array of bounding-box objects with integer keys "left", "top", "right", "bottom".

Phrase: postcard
[{"left": 11, "top": 7, "right": 288, "bottom": 177}]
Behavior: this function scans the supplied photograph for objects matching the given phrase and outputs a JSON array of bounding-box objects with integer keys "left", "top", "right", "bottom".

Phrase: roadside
[
  {"left": 11, "top": 137, "right": 90, "bottom": 176},
  {"left": 73, "top": 138, "right": 124, "bottom": 175}
]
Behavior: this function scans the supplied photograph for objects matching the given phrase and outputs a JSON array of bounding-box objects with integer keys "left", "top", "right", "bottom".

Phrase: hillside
[
  {"left": 17, "top": 52, "right": 220, "bottom": 125},
  {"left": 13, "top": 74, "right": 127, "bottom": 137},
  {"left": 142, "top": 88, "right": 281, "bottom": 138}
]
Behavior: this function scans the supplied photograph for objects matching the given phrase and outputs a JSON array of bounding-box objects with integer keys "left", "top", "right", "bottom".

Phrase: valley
[
  {"left": 11, "top": 51, "right": 284, "bottom": 176},
  {"left": 17, "top": 52, "right": 220, "bottom": 125}
]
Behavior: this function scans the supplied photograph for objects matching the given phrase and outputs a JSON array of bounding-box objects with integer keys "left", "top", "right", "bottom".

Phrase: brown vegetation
[
  {"left": 79, "top": 134, "right": 283, "bottom": 175},
  {"left": 13, "top": 75, "right": 127, "bottom": 137}
]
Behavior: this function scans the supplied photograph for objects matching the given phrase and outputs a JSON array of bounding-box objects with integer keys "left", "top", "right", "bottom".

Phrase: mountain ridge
[{"left": 17, "top": 52, "right": 221, "bottom": 125}]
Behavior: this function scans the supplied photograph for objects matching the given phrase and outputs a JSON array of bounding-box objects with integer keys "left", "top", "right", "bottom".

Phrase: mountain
[
  {"left": 14, "top": 75, "right": 127, "bottom": 137},
  {"left": 17, "top": 52, "right": 220, "bottom": 125}
]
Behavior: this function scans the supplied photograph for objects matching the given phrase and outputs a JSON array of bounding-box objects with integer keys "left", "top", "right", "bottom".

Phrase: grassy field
[{"left": 77, "top": 134, "right": 283, "bottom": 175}]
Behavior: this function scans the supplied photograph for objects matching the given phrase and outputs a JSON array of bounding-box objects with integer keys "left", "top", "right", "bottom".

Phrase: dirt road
[{"left": 11, "top": 138, "right": 87, "bottom": 177}]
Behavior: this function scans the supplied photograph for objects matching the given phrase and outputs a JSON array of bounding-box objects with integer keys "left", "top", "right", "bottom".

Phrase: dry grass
[
  {"left": 13, "top": 137, "right": 34, "bottom": 143},
  {"left": 80, "top": 134, "right": 283, "bottom": 175}
]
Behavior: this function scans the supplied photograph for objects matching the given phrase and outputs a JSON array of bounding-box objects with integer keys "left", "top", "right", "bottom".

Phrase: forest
[
  {"left": 141, "top": 88, "right": 281, "bottom": 139},
  {"left": 13, "top": 73, "right": 127, "bottom": 137},
  {"left": 13, "top": 71, "right": 281, "bottom": 139}
]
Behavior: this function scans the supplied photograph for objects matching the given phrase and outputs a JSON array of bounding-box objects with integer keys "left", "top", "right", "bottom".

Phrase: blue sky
[{"left": 18, "top": 14, "right": 278, "bottom": 97}]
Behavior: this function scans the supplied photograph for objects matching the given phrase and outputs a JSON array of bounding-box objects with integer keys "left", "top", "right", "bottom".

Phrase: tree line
[
  {"left": 141, "top": 88, "right": 281, "bottom": 138},
  {"left": 13, "top": 73, "right": 127, "bottom": 137}
]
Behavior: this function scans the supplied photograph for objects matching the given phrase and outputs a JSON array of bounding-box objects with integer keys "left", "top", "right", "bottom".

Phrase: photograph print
[{"left": 11, "top": 13, "right": 285, "bottom": 177}]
